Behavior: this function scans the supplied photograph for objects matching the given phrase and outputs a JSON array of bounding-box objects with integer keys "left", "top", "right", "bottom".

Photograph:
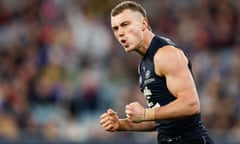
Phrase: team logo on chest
[
  {"left": 145, "top": 70, "right": 151, "bottom": 79},
  {"left": 143, "top": 69, "right": 155, "bottom": 85}
]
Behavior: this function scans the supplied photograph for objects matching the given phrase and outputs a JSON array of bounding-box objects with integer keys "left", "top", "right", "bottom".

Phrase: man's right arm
[
  {"left": 99, "top": 109, "right": 156, "bottom": 132},
  {"left": 118, "top": 118, "right": 156, "bottom": 131}
]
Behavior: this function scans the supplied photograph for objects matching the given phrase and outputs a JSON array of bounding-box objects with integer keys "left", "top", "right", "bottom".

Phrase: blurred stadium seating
[{"left": 0, "top": 0, "right": 239, "bottom": 143}]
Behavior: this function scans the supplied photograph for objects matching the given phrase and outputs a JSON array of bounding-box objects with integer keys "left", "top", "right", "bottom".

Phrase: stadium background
[{"left": 0, "top": 0, "right": 239, "bottom": 143}]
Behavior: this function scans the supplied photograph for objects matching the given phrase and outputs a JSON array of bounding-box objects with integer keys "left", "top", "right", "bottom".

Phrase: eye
[
  {"left": 121, "top": 22, "right": 129, "bottom": 27},
  {"left": 112, "top": 26, "right": 118, "bottom": 31}
]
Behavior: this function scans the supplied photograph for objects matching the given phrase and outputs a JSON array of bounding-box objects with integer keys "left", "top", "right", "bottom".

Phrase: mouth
[
  {"left": 120, "top": 39, "right": 128, "bottom": 47},
  {"left": 120, "top": 39, "right": 127, "bottom": 44}
]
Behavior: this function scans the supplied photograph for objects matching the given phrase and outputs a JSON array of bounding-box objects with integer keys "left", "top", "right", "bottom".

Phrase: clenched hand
[
  {"left": 99, "top": 109, "right": 120, "bottom": 132},
  {"left": 125, "top": 102, "right": 145, "bottom": 123}
]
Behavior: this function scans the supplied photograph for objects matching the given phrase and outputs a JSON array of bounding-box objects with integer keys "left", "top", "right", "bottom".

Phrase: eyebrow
[{"left": 112, "top": 20, "right": 130, "bottom": 30}]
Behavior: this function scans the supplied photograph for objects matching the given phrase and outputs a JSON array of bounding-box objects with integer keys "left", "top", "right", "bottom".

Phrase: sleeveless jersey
[{"left": 138, "top": 35, "right": 208, "bottom": 137}]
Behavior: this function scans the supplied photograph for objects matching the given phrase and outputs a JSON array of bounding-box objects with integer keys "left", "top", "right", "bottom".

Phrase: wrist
[
  {"left": 144, "top": 108, "right": 155, "bottom": 121},
  {"left": 117, "top": 120, "right": 127, "bottom": 131}
]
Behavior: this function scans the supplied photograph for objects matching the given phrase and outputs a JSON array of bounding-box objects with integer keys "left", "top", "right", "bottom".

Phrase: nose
[{"left": 117, "top": 27, "right": 124, "bottom": 37}]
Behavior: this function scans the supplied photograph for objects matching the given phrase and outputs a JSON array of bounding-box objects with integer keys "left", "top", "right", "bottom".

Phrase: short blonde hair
[
  {"left": 111, "top": 1, "right": 152, "bottom": 31},
  {"left": 111, "top": 1, "right": 147, "bottom": 18}
]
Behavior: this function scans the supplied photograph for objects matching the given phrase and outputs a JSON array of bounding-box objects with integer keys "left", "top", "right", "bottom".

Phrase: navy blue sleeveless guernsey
[{"left": 138, "top": 35, "right": 208, "bottom": 138}]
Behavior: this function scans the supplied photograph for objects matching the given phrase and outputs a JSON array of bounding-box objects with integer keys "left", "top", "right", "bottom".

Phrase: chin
[
  {"left": 124, "top": 48, "right": 134, "bottom": 53},
  {"left": 124, "top": 48, "right": 130, "bottom": 52},
  {"left": 124, "top": 46, "right": 135, "bottom": 52}
]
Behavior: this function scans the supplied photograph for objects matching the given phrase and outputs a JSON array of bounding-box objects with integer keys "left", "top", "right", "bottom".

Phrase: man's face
[{"left": 111, "top": 9, "right": 144, "bottom": 52}]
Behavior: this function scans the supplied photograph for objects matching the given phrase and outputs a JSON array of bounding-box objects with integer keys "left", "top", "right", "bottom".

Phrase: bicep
[{"left": 166, "top": 64, "right": 197, "bottom": 100}]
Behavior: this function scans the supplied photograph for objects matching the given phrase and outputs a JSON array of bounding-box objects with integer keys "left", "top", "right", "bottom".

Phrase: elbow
[{"left": 187, "top": 100, "right": 200, "bottom": 116}]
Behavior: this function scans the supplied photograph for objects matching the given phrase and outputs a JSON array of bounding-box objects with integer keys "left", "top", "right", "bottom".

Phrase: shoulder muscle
[{"left": 153, "top": 45, "right": 188, "bottom": 76}]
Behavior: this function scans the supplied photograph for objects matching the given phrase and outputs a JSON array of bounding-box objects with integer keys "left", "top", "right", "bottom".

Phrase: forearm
[
  {"left": 150, "top": 98, "right": 200, "bottom": 121},
  {"left": 117, "top": 118, "right": 156, "bottom": 132}
]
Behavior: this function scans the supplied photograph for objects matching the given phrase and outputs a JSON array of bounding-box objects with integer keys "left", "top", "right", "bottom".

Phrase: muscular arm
[{"left": 153, "top": 45, "right": 200, "bottom": 120}]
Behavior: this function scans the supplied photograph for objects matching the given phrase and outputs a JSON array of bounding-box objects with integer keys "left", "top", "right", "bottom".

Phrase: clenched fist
[
  {"left": 99, "top": 109, "right": 120, "bottom": 132},
  {"left": 125, "top": 102, "right": 155, "bottom": 123},
  {"left": 125, "top": 102, "right": 145, "bottom": 123}
]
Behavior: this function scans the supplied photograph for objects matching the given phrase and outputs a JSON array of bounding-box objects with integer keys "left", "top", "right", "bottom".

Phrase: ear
[{"left": 142, "top": 18, "right": 148, "bottom": 31}]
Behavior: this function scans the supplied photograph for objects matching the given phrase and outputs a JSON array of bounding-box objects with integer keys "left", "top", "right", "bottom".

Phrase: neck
[{"left": 136, "top": 30, "right": 155, "bottom": 57}]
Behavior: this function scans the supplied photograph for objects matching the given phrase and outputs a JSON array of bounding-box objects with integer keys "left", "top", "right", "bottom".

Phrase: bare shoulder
[{"left": 153, "top": 45, "right": 188, "bottom": 76}]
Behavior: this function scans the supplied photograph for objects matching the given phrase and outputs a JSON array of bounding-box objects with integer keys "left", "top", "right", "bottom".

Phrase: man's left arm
[
  {"left": 152, "top": 45, "right": 200, "bottom": 120},
  {"left": 126, "top": 45, "right": 200, "bottom": 122}
]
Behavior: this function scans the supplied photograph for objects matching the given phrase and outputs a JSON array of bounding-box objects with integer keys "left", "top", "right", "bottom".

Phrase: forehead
[{"left": 111, "top": 9, "right": 142, "bottom": 26}]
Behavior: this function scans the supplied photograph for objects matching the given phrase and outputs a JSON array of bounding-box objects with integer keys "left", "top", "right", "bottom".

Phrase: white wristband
[{"left": 144, "top": 108, "right": 155, "bottom": 121}]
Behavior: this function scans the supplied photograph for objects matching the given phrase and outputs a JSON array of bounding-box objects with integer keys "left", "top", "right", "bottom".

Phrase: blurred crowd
[{"left": 0, "top": 0, "right": 239, "bottom": 143}]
